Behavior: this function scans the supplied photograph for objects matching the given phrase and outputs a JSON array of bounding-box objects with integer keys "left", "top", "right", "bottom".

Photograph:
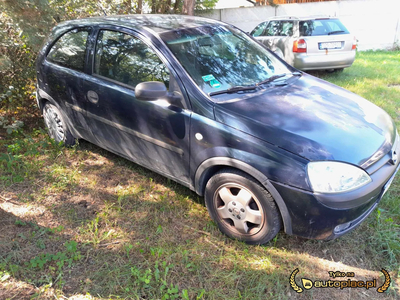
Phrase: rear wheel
[
  {"left": 325, "top": 68, "right": 344, "bottom": 73},
  {"left": 205, "top": 169, "right": 281, "bottom": 245},
  {"left": 42, "top": 102, "right": 75, "bottom": 146}
]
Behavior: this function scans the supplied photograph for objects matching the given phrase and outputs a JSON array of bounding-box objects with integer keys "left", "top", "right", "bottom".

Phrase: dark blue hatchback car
[{"left": 36, "top": 15, "right": 399, "bottom": 244}]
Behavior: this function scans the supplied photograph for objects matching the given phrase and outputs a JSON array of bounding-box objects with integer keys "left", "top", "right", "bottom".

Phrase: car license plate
[{"left": 319, "top": 41, "right": 342, "bottom": 50}]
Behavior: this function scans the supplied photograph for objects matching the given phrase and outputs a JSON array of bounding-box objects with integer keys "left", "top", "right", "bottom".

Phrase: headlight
[{"left": 307, "top": 161, "right": 371, "bottom": 193}]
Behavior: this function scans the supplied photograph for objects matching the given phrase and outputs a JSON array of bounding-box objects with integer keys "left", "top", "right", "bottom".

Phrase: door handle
[{"left": 87, "top": 90, "right": 99, "bottom": 104}]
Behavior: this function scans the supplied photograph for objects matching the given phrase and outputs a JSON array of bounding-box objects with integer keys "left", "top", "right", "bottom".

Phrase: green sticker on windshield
[
  {"left": 210, "top": 79, "right": 221, "bottom": 88},
  {"left": 202, "top": 74, "right": 215, "bottom": 82}
]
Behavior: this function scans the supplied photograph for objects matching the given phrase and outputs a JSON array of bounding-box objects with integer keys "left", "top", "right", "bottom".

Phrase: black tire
[
  {"left": 42, "top": 102, "right": 75, "bottom": 146},
  {"left": 325, "top": 68, "right": 344, "bottom": 73},
  {"left": 205, "top": 169, "right": 282, "bottom": 245}
]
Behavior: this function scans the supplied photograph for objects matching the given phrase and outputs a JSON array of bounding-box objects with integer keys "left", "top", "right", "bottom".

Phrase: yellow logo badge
[
  {"left": 289, "top": 268, "right": 391, "bottom": 293},
  {"left": 302, "top": 278, "right": 313, "bottom": 290}
]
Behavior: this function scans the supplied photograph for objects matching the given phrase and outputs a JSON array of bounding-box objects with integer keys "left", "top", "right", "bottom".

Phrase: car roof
[
  {"left": 266, "top": 15, "right": 338, "bottom": 21},
  {"left": 53, "top": 14, "right": 225, "bottom": 34}
]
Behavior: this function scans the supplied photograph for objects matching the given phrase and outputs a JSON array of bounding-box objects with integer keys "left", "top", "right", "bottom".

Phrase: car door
[
  {"left": 82, "top": 28, "right": 191, "bottom": 184},
  {"left": 255, "top": 20, "right": 295, "bottom": 63},
  {"left": 41, "top": 27, "right": 94, "bottom": 140},
  {"left": 254, "top": 21, "right": 281, "bottom": 51}
]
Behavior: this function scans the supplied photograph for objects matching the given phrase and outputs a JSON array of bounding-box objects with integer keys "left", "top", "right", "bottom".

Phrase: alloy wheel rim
[
  {"left": 44, "top": 106, "right": 65, "bottom": 142},
  {"left": 213, "top": 183, "right": 264, "bottom": 235}
]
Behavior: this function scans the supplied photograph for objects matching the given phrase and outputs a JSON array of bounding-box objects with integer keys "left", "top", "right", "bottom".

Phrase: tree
[
  {"left": 0, "top": 0, "right": 218, "bottom": 96},
  {"left": 249, "top": 0, "right": 339, "bottom": 5},
  {"left": 145, "top": 0, "right": 217, "bottom": 15},
  {"left": 182, "top": 0, "right": 195, "bottom": 15},
  {"left": 149, "top": 0, "right": 179, "bottom": 14},
  {"left": 137, "top": 0, "right": 143, "bottom": 13},
  {"left": 195, "top": 0, "right": 218, "bottom": 12}
]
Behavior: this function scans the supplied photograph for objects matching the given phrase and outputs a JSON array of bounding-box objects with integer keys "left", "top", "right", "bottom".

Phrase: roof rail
[
  {"left": 269, "top": 15, "right": 299, "bottom": 20},
  {"left": 268, "top": 14, "right": 335, "bottom": 20}
]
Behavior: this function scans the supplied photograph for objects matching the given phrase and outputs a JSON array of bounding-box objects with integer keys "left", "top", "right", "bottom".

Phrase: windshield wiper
[
  {"left": 209, "top": 85, "right": 257, "bottom": 96},
  {"left": 256, "top": 72, "right": 301, "bottom": 86},
  {"left": 328, "top": 30, "right": 345, "bottom": 35},
  {"left": 209, "top": 72, "right": 302, "bottom": 96}
]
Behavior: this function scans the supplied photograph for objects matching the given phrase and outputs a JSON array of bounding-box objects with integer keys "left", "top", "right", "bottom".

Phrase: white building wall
[{"left": 199, "top": 0, "right": 400, "bottom": 50}]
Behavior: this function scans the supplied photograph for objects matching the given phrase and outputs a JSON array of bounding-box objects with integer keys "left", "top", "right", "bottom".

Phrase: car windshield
[
  {"left": 299, "top": 19, "right": 350, "bottom": 36},
  {"left": 160, "top": 25, "right": 290, "bottom": 97}
]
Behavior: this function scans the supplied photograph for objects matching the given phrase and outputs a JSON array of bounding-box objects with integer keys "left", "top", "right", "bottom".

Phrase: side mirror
[{"left": 135, "top": 81, "right": 167, "bottom": 101}]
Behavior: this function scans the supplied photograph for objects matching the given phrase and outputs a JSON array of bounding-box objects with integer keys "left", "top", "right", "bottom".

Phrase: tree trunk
[
  {"left": 136, "top": 0, "right": 143, "bottom": 14},
  {"left": 159, "top": 0, "right": 172, "bottom": 13},
  {"left": 182, "top": 0, "right": 195, "bottom": 15},
  {"left": 173, "top": 0, "right": 180, "bottom": 13},
  {"left": 166, "top": 0, "right": 172, "bottom": 13},
  {"left": 121, "top": 0, "right": 131, "bottom": 14}
]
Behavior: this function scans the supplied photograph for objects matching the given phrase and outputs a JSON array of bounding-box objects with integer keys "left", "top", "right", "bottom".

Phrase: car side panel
[
  {"left": 74, "top": 27, "right": 191, "bottom": 184},
  {"left": 189, "top": 112, "right": 309, "bottom": 194},
  {"left": 39, "top": 61, "right": 95, "bottom": 141},
  {"left": 81, "top": 75, "right": 191, "bottom": 183},
  {"left": 36, "top": 26, "right": 97, "bottom": 142}
]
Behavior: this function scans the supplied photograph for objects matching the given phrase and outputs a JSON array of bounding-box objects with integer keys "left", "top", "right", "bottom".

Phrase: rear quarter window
[
  {"left": 47, "top": 29, "right": 90, "bottom": 71},
  {"left": 264, "top": 21, "right": 294, "bottom": 37}
]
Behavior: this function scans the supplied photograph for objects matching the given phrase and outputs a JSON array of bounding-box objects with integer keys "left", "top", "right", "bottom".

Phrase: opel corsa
[{"left": 36, "top": 15, "right": 399, "bottom": 244}]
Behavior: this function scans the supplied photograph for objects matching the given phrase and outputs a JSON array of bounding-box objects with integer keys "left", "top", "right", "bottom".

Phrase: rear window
[{"left": 299, "top": 19, "right": 349, "bottom": 36}]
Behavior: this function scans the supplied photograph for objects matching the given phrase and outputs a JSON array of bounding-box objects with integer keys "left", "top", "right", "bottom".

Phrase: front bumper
[
  {"left": 293, "top": 50, "right": 356, "bottom": 71},
  {"left": 271, "top": 148, "right": 400, "bottom": 240}
]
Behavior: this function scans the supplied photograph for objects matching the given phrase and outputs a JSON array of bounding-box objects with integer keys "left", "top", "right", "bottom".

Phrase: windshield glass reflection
[{"left": 160, "top": 25, "right": 290, "bottom": 97}]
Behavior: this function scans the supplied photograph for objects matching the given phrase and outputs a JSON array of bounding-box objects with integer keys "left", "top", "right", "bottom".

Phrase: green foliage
[
  {"left": 129, "top": 261, "right": 180, "bottom": 299},
  {"left": 146, "top": 0, "right": 217, "bottom": 14},
  {"left": 125, "top": 249, "right": 207, "bottom": 299},
  {"left": 0, "top": 152, "right": 26, "bottom": 184},
  {"left": 15, "top": 219, "right": 27, "bottom": 226},
  {"left": 0, "top": 1, "right": 217, "bottom": 135},
  {"left": 28, "top": 240, "right": 82, "bottom": 271},
  {"left": 0, "top": 116, "right": 24, "bottom": 134},
  {"left": 0, "top": 129, "right": 66, "bottom": 186},
  {"left": 369, "top": 207, "right": 400, "bottom": 265},
  {"left": 195, "top": 0, "right": 219, "bottom": 12}
]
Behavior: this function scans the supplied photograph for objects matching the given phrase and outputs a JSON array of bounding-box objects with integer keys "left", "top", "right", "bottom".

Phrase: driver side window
[{"left": 94, "top": 30, "right": 170, "bottom": 89}]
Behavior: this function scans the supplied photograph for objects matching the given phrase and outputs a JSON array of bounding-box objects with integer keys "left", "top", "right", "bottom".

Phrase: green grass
[
  {"left": 312, "top": 51, "right": 400, "bottom": 121},
  {"left": 0, "top": 50, "right": 400, "bottom": 299}
]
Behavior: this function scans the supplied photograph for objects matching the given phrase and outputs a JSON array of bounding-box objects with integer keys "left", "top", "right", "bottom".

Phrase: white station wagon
[{"left": 250, "top": 16, "right": 357, "bottom": 71}]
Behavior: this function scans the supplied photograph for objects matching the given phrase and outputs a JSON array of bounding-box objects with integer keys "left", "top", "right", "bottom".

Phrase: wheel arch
[
  {"left": 37, "top": 89, "right": 62, "bottom": 112},
  {"left": 37, "top": 88, "right": 80, "bottom": 139},
  {"left": 194, "top": 157, "right": 292, "bottom": 234}
]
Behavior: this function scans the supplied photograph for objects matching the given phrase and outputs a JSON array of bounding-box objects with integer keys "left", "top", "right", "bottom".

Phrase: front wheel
[
  {"left": 42, "top": 102, "right": 75, "bottom": 146},
  {"left": 205, "top": 169, "right": 282, "bottom": 245}
]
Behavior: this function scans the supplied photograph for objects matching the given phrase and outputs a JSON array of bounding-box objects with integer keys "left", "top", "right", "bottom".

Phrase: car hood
[{"left": 214, "top": 74, "right": 396, "bottom": 169}]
